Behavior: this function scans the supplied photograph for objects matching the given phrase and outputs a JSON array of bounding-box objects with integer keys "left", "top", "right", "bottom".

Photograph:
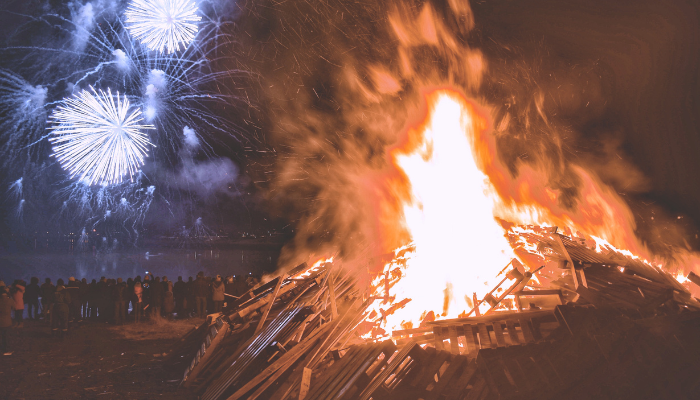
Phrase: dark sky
[{"left": 470, "top": 0, "right": 700, "bottom": 250}]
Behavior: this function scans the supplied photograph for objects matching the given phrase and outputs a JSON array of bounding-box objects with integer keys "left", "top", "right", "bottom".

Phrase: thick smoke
[{"left": 237, "top": 0, "right": 700, "bottom": 271}]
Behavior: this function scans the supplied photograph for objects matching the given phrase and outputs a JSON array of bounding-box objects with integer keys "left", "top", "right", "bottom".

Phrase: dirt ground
[{"left": 0, "top": 317, "right": 203, "bottom": 400}]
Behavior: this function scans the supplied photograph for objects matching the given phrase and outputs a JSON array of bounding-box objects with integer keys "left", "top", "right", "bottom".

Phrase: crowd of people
[{"left": 0, "top": 272, "right": 261, "bottom": 355}]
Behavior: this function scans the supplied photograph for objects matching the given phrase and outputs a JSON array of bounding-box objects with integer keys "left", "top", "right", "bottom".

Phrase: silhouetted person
[
  {"left": 212, "top": 275, "right": 225, "bottom": 313},
  {"left": 133, "top": 277, "right": 144, "bottom": 323},
  {"left": 24, "top": 277, "right": 40, "bottom": 320},
  {"left": 150, "top": 276, "right": 164, "bottom": 318},
  {"left": 113, "top": 278, "right": 127, "bottom": 325},
  {"left": 87, "top": 279, "right": 98, "bottom": 319},
  {"left": 173, "top": 276, "right": 186, "bottom": 318},
  {"left": 193, "top": 273, "right": 208, "bottom": 318},
  {"left": 67, "top": 277, "right": 81, "bottom": 321},
  {"left": 52, "top": 283, "right": 70, "bottom": 336},
  {"left": 40, "top": 278, "right": 55, "bottom": 320},
  {"left": 163, "top": 278, "right": 174, "bottom": 319},
  {"left": 0, "top": 284, "right": 12, "bottom": 355},
  {"left": 186, "top": 277, "right": 195, "bottom": 317},
  {"left": 79, "top": 278, "right": 89, "bottom": 318}
]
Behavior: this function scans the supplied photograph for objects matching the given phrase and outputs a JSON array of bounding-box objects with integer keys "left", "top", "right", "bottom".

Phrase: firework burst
[
  {"left": 48, "top": 86, "right": 155, "bottom": 186},
  {"left": 124, "top": 0, "right": 201, "bottom": 54}
]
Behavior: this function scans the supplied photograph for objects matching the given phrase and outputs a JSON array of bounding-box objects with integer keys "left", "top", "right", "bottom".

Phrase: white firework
[
  {"left": 124, "top": 0, "right": 201, "bottom": 54},
  {"left": 48, "top": 86, "right": 155, "bottom": 186}
]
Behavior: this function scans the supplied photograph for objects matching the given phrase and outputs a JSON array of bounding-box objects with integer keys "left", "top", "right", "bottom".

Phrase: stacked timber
[{"left": 172, "top": 228, "right": 700, "bottom": 400}]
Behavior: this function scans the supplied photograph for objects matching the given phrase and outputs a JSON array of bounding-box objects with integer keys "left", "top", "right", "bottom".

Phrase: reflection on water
[{"left": 0, "top": 248, "right": 280, "bottom": 281}]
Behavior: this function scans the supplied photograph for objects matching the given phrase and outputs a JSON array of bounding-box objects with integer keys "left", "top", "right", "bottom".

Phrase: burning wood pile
[{"left": 169, "top": 227, "right": 700, "bottom": 400}]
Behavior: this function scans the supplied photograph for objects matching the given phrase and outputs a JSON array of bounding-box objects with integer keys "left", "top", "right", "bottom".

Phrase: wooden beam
[
  {"left": 552, "top": 230, "right": 581, "bottom": 289},
  {"left": 254, "top": 274, "right": 285, "bottom": 336}
]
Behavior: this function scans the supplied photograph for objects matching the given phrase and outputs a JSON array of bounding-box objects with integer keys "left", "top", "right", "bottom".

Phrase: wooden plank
[
  {"left": 477, "top": 323, "right": 495, "bottom": 349},
  {"left": 492, "top": 322, "right": 507, "bottom": 347},
  {"left": 553, "top": 232, "right": 581, "bottom": 289},
  {"left": 464, "top": 376, "right": 487, "bottom": 400},
  {"left": 518, "top": 318, "right": 536, "bottom": 343},
  {"left": 448, "top": 325, "right": 461, "bottom": 354},
  {"left": 463, "top": 324, "right": 479, "bottom": 355},
  {"left": 443, "top": 359, "right": 478, "bottom": 400},
  {"left": 433, "top": 326, "right": 446, "bottom": 351},
  {"left": 505, "top": 320, "right": 521, "bottom": 345},
  {"left": 425, "top": 356, "right": 468, "bottom": 400},
  {"left": 412, "top": 350, "right": 452, "bottom": 393},
  {"left": 254, "top": 274, "right": 285, "bottom": 336}
]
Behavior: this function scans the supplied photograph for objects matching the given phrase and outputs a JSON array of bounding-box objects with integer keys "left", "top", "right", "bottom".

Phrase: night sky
[{"left": 0, "top": 0, "right": 698, "bottom": 261}]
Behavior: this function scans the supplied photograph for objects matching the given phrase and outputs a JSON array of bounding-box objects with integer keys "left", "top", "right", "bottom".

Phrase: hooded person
[{"left": 211, "top": 275, "right": 225, "bottom": 314}]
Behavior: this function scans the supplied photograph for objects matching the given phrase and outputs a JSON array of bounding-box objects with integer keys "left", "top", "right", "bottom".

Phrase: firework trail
[
  {"left": 0, "top": 70, "right": 49, "bottom": 168},
  {"left": 48, "top": 86, "right": 155, "bottom": 186},
  {"left": 125, "top": 0, "right": 202, "bottom": 54}
]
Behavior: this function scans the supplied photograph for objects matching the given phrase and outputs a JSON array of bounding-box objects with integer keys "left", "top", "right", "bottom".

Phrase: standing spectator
[
  {"left": 10, "top": 280, "right": 25, "bottom": 328},
  {"left": 163, "top": 278, "right": 174, "bottom": 319},
  {"left": 0, "top": 284, "right": 12, "bottom": 355},
  {"left": 133, "top": 277, "right": 144, "bottom": 323},
  {"left": 150, "top": 276, "right": 164, "bottom": 318},
  {"left": 87, "top": 279, "right": 98, "bottom": 319},
  {"left": 173, "top": 276, "right": 186, "bottom": 318},
  {"left": 67, "top": 277, "right": 82, "bottom": 321},
  {"left": 113, "top": 278, "right": 127, "bottom": 325},
  {"left": 96, "top": 277, "right": 108, "bottom": 321},
  {"left": 186, "top": 277, "right": 195, "bottom": 317},
  {"left": 211, "top": 275, "right": 225, "bottom": 313},
  {"left": 24, "top": 277, "right": 40, "bottom": 320},
  {"left": 193, "top": 273, "right": 208, "bottom": 318},
  {"left": 79, "top": 278, "right": 89, "bottom": 319},
  {"left": 40, "top": 278, "right": 55, "bottom": 320},
  {"left": 52, "top": 283, "right": 71, "bottom": 336}
]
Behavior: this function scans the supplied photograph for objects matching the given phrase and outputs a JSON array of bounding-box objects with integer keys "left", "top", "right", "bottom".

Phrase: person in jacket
[
  {"left": 173, "top": 276, "right": 186, "bottom": 318},
  {"left": 113, "top": 278, "right": 127, "bottom": 325},
  {"left": 0, "top": 285, "right": 12, "bottom": 355},
  {"left": 67, "top": 277, "right": 82, "bottom": 321},
  {"left": 79, "top": 278, "right": 89, "bottom": 319},
  {"left": 186, "top": 276, "right": 195, "bottom": 317},
  {"left": 10, "top": 280, "right": 25, "bottom": 328},
  {"left": 193, "top": 272, "right": 208, "bottom": 318},
  {"left": 133, "top": 277, "right": 144, "bottom": 323},
  {"left": 149, "top": 276, "right": 164, "bottom": 318},
  {"left": 163, "top": 278, "right": 174, "bottom": 319},
  {"left": 52, "top": 283, "right": 71, "bottom": 336},
  {"left": 24, "top": 277, "right": 40, "bottom": 320},
  {"left": 211, "top": 275, "right": 225, "bottom": 313},
  {"left": 40, "top": 278, "right": 55, "bottom": 320}
]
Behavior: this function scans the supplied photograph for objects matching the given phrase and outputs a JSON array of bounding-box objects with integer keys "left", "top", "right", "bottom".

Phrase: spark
[
  {"left": 124, "top": 0, "right": 201, "bottom": 54},
  {"left": 48, "top": 86, "right": 155, "bottom": 186}
]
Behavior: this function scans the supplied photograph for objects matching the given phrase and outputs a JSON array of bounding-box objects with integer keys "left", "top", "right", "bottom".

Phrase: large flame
[
  {"left": 362, "top": 87, "right": 700, "bottom": 336},
  {"left": 380, "top": 90, "right": 513, "bottom": 329}
]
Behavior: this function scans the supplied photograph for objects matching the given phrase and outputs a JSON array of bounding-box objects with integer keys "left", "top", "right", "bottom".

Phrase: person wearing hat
[
  {"left": 0, "top": 284, "right": 12, "bottom": 355},
  {"left": 211, "top": 275, "right": 225, "bottom": 314}
]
